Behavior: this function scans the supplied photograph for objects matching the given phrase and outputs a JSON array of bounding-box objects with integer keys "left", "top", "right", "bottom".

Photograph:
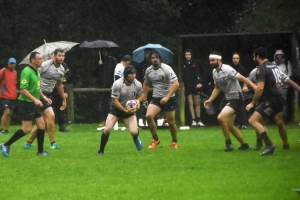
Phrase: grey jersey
[
  {"left": 111, "top": 77, "right": 143, "bottom": 107},
  {"left": 39, "top": 59, "right": 64, "bottom": 93},
  {"left": 212, "top": 64, "right": 242, "bottom": 100},
  {"left": 144, "top": 63, "right": 178, "bottom": 98},
  {"left": 248, "top": 68, "right": 289, "bottom": 83}
]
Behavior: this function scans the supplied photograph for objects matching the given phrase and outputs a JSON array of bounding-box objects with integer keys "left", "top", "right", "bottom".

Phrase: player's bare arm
[
  {"left": 237, "top": 74, "right": 257, "bottom": 90},
  {"left": 56, "top": 81, "right": 67, "bottom": 110},
  {"left": 204, "top": 84, "right": 221, "bottom": 109},
  {"left": 160, "top": 79, "right": 179, "bottom": 104},
  {"left": 246, "top": 81, "right": 264, "bottom": 111}
]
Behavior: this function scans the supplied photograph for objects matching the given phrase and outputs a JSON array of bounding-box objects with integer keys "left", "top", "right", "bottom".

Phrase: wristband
[{"left": 43, "top": 96, "right": 47, "bottom": 99}]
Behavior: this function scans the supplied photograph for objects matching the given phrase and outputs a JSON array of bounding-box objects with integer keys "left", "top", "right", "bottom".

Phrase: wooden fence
[{"left": 65, "top": 84, "right": 186, "bottom": 124}]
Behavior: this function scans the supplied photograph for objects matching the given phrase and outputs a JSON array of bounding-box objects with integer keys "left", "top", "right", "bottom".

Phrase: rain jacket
[
  {"left": 92, "top": 55, "right": 117, "bottom": 88},
  {"left": 272, "top": 49, "right": 292, "bottom": 89}
]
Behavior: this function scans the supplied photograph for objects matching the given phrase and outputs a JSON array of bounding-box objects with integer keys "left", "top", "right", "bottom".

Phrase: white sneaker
[
  {"left": 145, "top": 121, "right": 148, "bottom": 127},
  {"left": 197, "top": 121, "right": 205, "bottom": 127},
  {"left": 191, "top": 120, "right": 196, "bottom": 126},
  {"left": 138, "top": 118, "right": 144, "bottom": 127}
]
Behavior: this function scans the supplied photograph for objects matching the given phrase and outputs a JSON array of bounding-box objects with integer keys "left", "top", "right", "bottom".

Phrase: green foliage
[
  {"left": 0, "top": 124, "right": 299, "bottom": 199},
  {"left": 241, "top": 0, "right": 300, "bottom": 33}
]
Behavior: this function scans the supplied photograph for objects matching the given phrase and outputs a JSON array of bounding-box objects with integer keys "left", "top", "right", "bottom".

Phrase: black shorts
[
  {"left": 0, "top": 98, "right": 17, "bottom": 110},
  {"left": 185, "top": 88, "right": 200, "bottom": 96},
  {"left": 255, "top": 98, "right": 285, "bottom": 119},
  {"left": 225, "top": 99, "right": 244, "bottom": 118},
  {"left": 40, "top": 92, "right": 53, "bottom": 111},
  {"left": 110, "top": 107, "right": 135, "bottom": 119},
  {"left": 150, "top": 97, "right": 177, "bottom": 111},
  {"left": 18, "top": 100, "right": 42, "bottom": 121}
]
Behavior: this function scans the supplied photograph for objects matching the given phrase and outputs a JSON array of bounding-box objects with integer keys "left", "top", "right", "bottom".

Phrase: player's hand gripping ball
[{"left": 125, "top": 100, "right": 138, "bottom": 111}]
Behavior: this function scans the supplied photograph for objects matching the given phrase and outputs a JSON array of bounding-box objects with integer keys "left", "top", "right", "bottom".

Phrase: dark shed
[{"left": 177, "top": 31, "right": 300, "bottom": 125}]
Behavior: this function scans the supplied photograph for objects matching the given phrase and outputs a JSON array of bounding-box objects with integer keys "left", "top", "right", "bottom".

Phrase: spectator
[
  {"left": 136, "top": 48, "right": 152, "bottom": 127},
  {"left": 272, "top": 49, "right": 292, "bottom": 122},
  {"left": 231, "top": 52, "right": 252, "bottom": 129},
  {"left": 182, "top": 49, "right": 205, "bottom": 126},
  {"left": 114, "top": 55, "right": 131, "bottom": 81},
  {"left": 0, "top": 57, "right": 17, "bottom": 134},
  {"left": 92, "top": 48, "right": 117, "bottom": 127}
]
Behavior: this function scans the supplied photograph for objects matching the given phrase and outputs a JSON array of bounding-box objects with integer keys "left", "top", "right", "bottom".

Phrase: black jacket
[
  {"left": 92, "top": 55, "right": 117, "bottom": 88},
  {"left": 137, "top": 58, "right": 151, "bottom": 84},
  {"left": 182, "top": 59, "right": 205, "bottom": 90}
]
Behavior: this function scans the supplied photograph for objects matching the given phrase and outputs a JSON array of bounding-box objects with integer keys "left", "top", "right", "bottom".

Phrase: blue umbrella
[{"left": 132, "top": 44, "right": 174, "bottom": 64}]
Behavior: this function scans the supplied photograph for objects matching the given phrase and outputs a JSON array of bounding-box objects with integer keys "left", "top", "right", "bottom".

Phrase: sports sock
[
  {"left": 99, "top": 132, "right": 110, "bottom": 153},
  {"left": 132, "top": 132, "right": 139, "bottom": 143},
  {"left": 256, "top": 138, "right": 263, "bottom": 145},
  {"left": 225, "top": 139, "right": 232, "bottom": 145},
  {"left": 260, "top": 131, "right": 272, "bottom": 146},
  {"left": 196, "top": 117, "right": 201, "bottom": 122},
  {"left": 36, "top": 129, "right": 45, "bottom": 153},
  {"left": 172, "top": 138, "right": 177, "bottom": 143},
  {"left": 152, "top": 134, "right": 159, "bottom": 141},
  {"left": 5, "top": 129, "right": 26, "bottom": 146}
]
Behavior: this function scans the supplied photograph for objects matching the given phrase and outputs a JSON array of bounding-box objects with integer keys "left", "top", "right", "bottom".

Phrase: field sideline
[{"left": 0, "top": 123, "right": 299, "bottom": 200}]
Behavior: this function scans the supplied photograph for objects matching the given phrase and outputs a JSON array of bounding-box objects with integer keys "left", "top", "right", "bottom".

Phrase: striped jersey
[
  {"left": 39, "top": 59, "right": 64, "bottom": 93},
  {"left": 212, "top": 64, "right": 242, "bottom": 100},
  {"left": 144, "top": 63, "right": 178, "bottom": 98},
  {"left": 111, "top": 77, "right": 143, "bottom": 108}
]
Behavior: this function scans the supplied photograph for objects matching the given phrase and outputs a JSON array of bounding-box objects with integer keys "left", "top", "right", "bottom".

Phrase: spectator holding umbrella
[
  {"left": 80, "top": 40, "right": 119, "bottom": 127},
  {"left": 92, "top": 48, "right": 117, "bottom": 127}
]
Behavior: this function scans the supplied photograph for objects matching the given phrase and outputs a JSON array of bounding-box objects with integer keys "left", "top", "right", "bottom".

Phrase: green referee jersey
[{"left": 18, "top": 66, "right": 41, "bottom": 102}]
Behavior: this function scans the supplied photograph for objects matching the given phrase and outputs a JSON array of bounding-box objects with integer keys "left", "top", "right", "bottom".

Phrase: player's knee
[
  {"left": 145, "top": 113, "right": 154, "bottom": 120},
  {"left": 248, "top": 117, "right": 255, "bottom": 126},
  {"left": 217, "top": 114, "right": 226, "bottom": 123},
  {"left": 274, "top": 118, "right": 284, "bottom": 127}
]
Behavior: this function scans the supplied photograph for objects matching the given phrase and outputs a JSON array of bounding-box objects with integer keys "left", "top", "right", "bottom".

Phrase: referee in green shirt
[{"left": 1, "top": 52, "right": 51, "bottom": 157}]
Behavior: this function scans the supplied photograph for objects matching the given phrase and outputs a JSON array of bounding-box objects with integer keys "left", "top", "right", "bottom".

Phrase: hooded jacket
[
  {"left": 182, "top": 58, "right": 205, "bottom": 91},
  {"left": 272, "top": 49, "right": 292, "bottom": 89}
]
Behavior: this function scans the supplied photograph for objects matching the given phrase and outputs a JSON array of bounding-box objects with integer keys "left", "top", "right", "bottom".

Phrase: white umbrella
[{"left": 20, "top": 40, "right": 79, "bottom": 64}]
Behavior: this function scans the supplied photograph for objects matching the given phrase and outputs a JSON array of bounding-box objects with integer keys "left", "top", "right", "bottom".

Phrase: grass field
[{"left": 0, "top": 123, "right": 299, "bottom": 200}]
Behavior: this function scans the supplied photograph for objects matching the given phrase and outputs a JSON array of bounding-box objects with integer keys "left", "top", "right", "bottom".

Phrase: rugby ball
[{"left": 125, "top": 100, "right": 138, "bottom": 111}]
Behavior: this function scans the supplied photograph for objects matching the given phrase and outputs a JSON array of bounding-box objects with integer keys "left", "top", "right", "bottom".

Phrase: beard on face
[
  {"left": 153, "top": 63, "right": 159, "bottom": 67},
  {"left": 210, "top": 63, "right": 219, "bottom": 69}
]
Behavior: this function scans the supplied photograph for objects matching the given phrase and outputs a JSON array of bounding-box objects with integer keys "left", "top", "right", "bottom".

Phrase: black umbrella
[{"left": 79, "top": 40, "right": 119, "bottom": 48}]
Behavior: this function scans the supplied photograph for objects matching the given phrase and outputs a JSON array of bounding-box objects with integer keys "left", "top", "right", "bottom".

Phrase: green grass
[{"left": 0, "top": 123, "right": 299, "bottom": 200}]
